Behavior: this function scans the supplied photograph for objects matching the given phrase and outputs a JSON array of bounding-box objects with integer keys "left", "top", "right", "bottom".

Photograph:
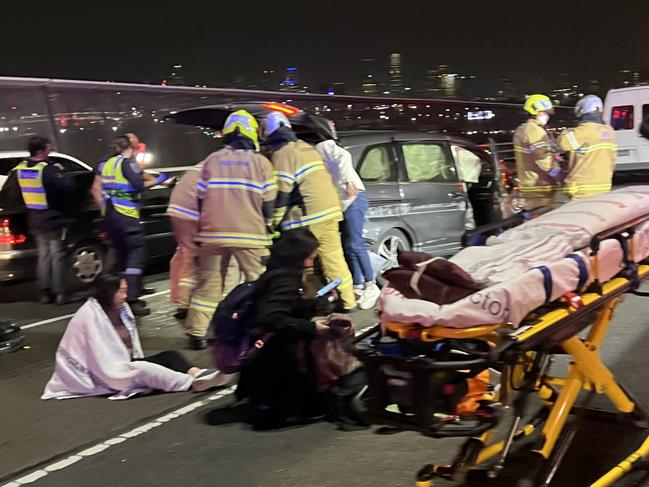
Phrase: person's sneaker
[
  {"left": 55, "top": 294, "right": 71, "bottom": 306},
  {"left": 38, "top": 291, "right": 53, "bottom": 305},
  {"left": 128, "top": 300, "right": 151, "bottom": 317},
  {"left": 140, "top": 287, "right": 156, "bottom": 296},
  {"left": 173, "top": 308, "right": 188, "bottom": 320},
  {"left": 192, "top": 369, "right": 234, "bottom": 392},
  {"left": 358, "top": 283, "right": 381, "bottom": 310}
]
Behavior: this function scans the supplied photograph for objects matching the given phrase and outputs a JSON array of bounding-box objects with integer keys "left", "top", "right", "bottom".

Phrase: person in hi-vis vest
[
  {"left": 98, "top": 136, "right": 172, "bottom": 317},
  {"left": 12, "top": 136, "right": 74, "bottom": 305}
]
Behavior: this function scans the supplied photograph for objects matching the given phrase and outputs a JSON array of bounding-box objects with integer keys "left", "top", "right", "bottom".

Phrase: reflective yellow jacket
[
  {"left": 557, "top": 122, "right": 617, "bottom": 199},
  {"left": 513, "top": 119, "right": 558, "bottom": 198}
]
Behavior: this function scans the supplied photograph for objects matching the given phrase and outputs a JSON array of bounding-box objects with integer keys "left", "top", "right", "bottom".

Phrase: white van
[{"left": 603, "top": 86, "right": 649, "bottom": 171}]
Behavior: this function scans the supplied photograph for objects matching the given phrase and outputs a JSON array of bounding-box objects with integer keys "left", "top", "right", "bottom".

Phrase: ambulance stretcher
[{"left": 352, "top": 199, "right": 649, "bottom": 487}]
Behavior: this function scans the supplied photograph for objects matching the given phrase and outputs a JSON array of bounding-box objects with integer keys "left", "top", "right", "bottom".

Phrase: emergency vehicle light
[{"left": 261, "top": 103, "right": 301, "bottom": 116}]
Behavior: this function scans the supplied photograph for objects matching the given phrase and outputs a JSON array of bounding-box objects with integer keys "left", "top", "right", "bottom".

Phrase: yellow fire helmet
[
  {"left": 523, "top": 94, "right": 554, "bottom": 116},
  {"left": 222, "top": 109, "right": 260, "bottom": 151}
]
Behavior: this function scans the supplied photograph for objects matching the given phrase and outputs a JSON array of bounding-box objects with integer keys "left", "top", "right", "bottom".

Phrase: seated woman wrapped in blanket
[{"left": 42, "top": 275, "right": 229, "bottom": 400}]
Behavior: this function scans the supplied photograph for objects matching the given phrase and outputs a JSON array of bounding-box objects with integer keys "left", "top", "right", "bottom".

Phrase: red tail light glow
[
  {"left": 0, "top": 218, "right": 27, "bottom": 245},
  {"left": 261, "top": 103, "right": 301, "bottom": 116}
]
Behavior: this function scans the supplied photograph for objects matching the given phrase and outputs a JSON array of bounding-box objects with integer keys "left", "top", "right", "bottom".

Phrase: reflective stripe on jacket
[
  {"left": 557, "top": 122, "right": 617, "bottom": 199},
  {"left": 15, "top": 160, "right": 48, "bottom": 210},
  {"left": 101, "top": 155, "right": 139, "bottom": 219},
  {"left": 167, "top": 165, "right": 201, "bottom": 221},
  {"left": 196, "top": 147, "right": 276, "bottom": 248}
]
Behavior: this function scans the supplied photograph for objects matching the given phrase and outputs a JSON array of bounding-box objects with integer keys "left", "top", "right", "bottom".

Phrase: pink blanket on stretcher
[{"left": 379, "top": 187, "right": 649, "bottom": 328}]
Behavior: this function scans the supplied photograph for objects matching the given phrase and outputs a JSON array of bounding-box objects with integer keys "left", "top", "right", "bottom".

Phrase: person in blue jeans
[{"left": 315, "top": 137, "right": 380, "bottom": 310}]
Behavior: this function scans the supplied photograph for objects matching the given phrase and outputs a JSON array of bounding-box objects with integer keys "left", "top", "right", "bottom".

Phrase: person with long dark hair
[
  {"left": 236, "top": 229, "right": 336, "bottom": 428},
  {"left": 42, "top": 274, "right": 229, "bottom": 399}
]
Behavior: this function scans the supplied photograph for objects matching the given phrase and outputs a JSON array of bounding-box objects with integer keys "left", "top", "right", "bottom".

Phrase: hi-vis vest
[
  {"left": 101, "top": 155, "right": 139, "bottom": 219},
  {"left": 15, "top": 160, "right": 48, "bottom": 210}
]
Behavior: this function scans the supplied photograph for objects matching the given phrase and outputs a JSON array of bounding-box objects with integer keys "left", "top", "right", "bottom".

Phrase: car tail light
[
  {"left": 0, "top": 218, "right": 27, "bottom": 245},
  {"left": 261, "top": 103, "right": 301, "bottom": 116}
]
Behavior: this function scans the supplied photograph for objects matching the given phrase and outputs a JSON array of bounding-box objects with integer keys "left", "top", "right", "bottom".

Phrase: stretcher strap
[
  {"left": 536, "top": 265, "right": 553, "bottom": 303},
  {"left": 619, "top": 237, "right": 631, "bottom": 265},
  {"left": 567, "top": 254, "right": 588, "bottom": 291},
  {"left": 617, "top": 237, "right": 641, "bottom": 289}
]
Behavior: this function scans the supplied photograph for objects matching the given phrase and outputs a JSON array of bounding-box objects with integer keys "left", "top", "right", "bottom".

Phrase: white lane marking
[
  {"left": 44, "top": 456, "right": 82, "bottom": 472},
  {"left": 9, "top": 470, "right": 47, "bottom": 484},
  {"left": 3, "top": 323, "right": 376, "bottom": 486},
  {"left": 3, "top": 386, "right": 235, "bottom": 486},
  {"left": 139, "top": 289, "right": 172, "bottom": 299},
  {"left": 20, "top": 290, "right": 171, "bottom": 330},
  {"left": 21, "top": 315, "right": 75, "bottom": 331}
]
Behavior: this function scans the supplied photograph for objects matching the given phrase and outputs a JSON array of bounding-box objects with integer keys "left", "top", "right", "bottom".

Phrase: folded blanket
[
  {"left": 383, "top": 251, "right": 479, "bottom": 305},
  {"left": 42, "top": 299, "right": 193, "bottom": 400}
]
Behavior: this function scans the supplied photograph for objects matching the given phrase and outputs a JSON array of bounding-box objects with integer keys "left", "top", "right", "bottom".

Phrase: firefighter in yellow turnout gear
[
  {"left": 184, "top": 110, "right": 277, "bottom": 350},
  {"left": 262, "top": 111, "right": 356, "bottom": 310},
  {"left": 557, "top": 95, "right": 617, "bottom": 200},
  {"left": 513, "top": 94, "right": 561, "bottom": 210}
]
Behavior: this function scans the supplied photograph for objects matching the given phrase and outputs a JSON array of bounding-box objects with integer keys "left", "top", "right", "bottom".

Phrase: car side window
[
  {"left": 49, "top": 156, "right": 85, "bottom": 172},
  {"left": 0, "top": 157, "right": 24, "bottom": 176},
  {"left": 611, "top": 105, "right": 634, "bottom": 130},
  {"left": 451, "top": 145, "right": 486, "bottom": 183},
  {"left": 402, "top": 143, "right": 456, "bottom": 183},
  {"left": 357, "top": 145, "right": 395, "bottom": 182}
]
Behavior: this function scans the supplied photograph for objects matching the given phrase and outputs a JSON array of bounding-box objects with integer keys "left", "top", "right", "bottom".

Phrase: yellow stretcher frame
[{"left": 390, "top": 264, "right": 649, "bottom": 487}]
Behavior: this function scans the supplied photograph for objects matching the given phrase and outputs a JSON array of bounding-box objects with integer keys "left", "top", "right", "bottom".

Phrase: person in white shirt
[{"left": 315, "top": 133, "right": 380, "bottom": 310}]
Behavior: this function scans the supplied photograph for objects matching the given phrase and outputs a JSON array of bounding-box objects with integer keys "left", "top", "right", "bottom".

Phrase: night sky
[{"left": 3, "top": 0, "right": 649, "bottom": 95}]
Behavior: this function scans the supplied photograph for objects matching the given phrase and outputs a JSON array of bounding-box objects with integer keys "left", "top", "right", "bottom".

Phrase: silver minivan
[
  {"left": 167, "top": 104, "right": 502, "bottom": 269},
  {"left": 339, "top": 131, "right": 501, "bottom": 268}
]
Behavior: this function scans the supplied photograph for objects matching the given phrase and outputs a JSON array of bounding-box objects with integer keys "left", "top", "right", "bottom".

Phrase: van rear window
[{"left": 611, "top": 105, "right": 634, "bottom": 130}]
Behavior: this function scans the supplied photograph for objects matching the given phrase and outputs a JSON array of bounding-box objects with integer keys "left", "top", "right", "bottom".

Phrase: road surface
[{"left": 2, "top": 274, "right": 649, "bottom": 487}]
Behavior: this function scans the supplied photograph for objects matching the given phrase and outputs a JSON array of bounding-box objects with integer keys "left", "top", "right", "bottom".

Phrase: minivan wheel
[
  {"left": 373, "top": 229, "right": 411, "bottom": 278},
  {"left": 68, "top": 241, "right": 105, "bottom": 288}
]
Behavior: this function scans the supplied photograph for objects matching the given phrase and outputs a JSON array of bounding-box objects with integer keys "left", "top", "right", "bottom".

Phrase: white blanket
[{"left": 42, "top": 299, "right": 193, "bottom": 400}]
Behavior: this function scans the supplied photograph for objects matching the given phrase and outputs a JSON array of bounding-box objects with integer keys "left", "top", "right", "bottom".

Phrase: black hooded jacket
[{"left": 254, "top": 231, "right": 319, "bottom": 339}]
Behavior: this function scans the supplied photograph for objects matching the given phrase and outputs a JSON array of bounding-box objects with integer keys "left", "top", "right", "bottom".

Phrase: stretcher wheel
[{"left": 415, "top": 464, "right": 435, "bottom": 486}]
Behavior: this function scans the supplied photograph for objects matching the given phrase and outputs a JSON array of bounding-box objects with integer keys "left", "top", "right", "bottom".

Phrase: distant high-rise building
[
  {"left": 588, "top": 79, "right": 602, "bottom": 96},
  {"left": 619, "top": 69, "right": 641, "bottom": 87},
  {"left": 360, "top": 58, "right": 379, "bottom": 95},
  {"left": 279, "top": 67, "right": 305, "bottom": 92},
  {"left": 496, "top": 77, "right": 515, "bottom": 101},
  {"left": 260, "top": 68, "right": 277, "bottom": 91},
  {"left": 388, "top": 53, "right": 403, "bottom": 94},
  {"left": 550, "top": 73, "right": 583, "bottom": 105},
  {"left": 424, "top": 64, "right": 470, "bottom": 99},
  {"left": 424, "top": 66, "right": 443, "bottom": 97},
  {"left": 166, "top": 64, "right": 185, "bottom": 86}
]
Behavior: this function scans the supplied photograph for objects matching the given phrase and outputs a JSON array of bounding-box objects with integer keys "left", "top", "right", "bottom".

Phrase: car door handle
[{"left": 448, "top": 191, "right": 465, "bottom": 199}]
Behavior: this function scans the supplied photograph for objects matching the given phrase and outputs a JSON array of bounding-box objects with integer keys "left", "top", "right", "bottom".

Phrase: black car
[{"left": 0, "top": 152, "right": 182, "bottom": 288}]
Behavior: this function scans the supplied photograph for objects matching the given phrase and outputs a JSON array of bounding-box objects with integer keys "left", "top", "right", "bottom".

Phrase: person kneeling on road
[
  {"left": 42, "top": 274, "right": 228, "bottom": 400},
  {"left": 235, "top": 229, "right": 340, "bottom": 428}
]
